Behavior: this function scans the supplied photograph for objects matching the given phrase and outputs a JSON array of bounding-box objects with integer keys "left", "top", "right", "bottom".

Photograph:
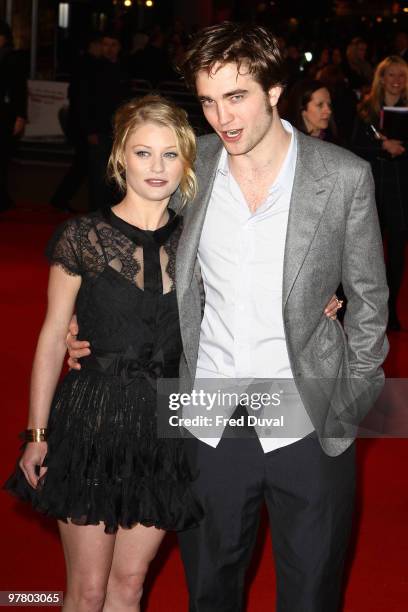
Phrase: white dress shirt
[{"left": 194, "top": 121, "right": 314, "bottom": 452}]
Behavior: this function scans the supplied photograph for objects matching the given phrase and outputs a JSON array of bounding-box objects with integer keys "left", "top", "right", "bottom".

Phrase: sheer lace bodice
[
  {"left": 47, "top": 208, "right": 180, "bottom": 292},
  {"left": 45, "top": 208, "right": 183, "bottom": 359}
]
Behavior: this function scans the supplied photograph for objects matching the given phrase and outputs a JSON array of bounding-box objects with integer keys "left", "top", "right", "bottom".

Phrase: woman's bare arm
[{"left": 19, "top": 266, "right": 81, "bottom": 488}]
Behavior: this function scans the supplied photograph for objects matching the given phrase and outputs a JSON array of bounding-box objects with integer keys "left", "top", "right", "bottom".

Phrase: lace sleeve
[{"left": 45, "top": 218, "right": 82, "bottom": 276}]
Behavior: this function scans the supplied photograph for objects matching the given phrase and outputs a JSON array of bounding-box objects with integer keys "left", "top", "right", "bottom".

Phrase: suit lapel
[
  {"left": 175, "top": 130, "right": 339, "bottom": 353},
  {"left": 176, "top": 135, "right": 223, "bottom": 299},
  {"left": 283, "top": 131, "right": 338, "bottom": 306}
]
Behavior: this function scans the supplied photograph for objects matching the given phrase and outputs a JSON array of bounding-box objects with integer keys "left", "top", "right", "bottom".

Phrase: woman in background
[
  {"left": 282, "top": 78, "right": 339, "bottom": 143},
  {"left": 352, "top": 56, "right": 408, "bottom": 331}
]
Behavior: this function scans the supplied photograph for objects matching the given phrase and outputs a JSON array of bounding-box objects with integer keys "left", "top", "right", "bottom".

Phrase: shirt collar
[
  {"left": 216, "top": 119, "right": 297, "bottom": 191},
  {"left": 217, "top": 146, "right": 229, "bottom": 176},
  {"left": 271, "top": 120, "right": 297, "bottom": 194}
]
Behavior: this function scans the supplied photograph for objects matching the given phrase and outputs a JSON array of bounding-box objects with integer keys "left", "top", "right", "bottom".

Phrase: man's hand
[
  {"left": 66, "top": 294, "right": 340, "bottom": 370},
  {"left": 66, "top": 314, "right": 90, "bottom": 370},
  {"left": 324, "top": 295, "right": 343, "bottom": 320},
  {"left": 19, "top": 442, "right": 48, "bottom": 488}
]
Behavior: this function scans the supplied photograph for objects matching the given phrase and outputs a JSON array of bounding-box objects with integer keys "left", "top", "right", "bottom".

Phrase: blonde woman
[
  {"left": 5, "top": 95, "right": 202, "bottom": 612},
  {"left": 357, "top": 55, "right": 408, "bottom": 124},
  {"left": 352, "top": 56, "right": 408, "bottom": 330}
]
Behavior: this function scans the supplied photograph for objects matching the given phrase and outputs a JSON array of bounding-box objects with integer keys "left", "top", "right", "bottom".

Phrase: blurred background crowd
[{"left": 1, "top": 0, "right": 408, "bottom": 331}]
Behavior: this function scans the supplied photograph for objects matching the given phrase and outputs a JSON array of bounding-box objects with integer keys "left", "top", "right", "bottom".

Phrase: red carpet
[{"left": 1, "top": 204, "right": 407, "bottom": 611}]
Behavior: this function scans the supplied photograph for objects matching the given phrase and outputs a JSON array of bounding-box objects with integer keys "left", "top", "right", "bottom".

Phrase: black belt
[{"left": 80, "top": 346, "right": 179, "bottom": 387}]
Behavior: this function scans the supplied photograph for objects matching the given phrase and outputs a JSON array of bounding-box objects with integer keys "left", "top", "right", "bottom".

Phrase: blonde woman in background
[{"left": 352, "top": 56, "right": 408, "bottom": 330}]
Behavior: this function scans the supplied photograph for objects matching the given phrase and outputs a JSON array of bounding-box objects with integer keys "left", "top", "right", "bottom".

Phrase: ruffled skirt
[{"left": 5, "top": 370, "right": 203, "bottom": 534}]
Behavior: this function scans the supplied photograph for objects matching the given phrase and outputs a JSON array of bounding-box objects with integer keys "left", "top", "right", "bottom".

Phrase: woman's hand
[
  {"left": 66, "top": 314, "right": 90, "bottom": 370},
  {"left": 19, "top": 442, "right": 48, "bottom": 489},
  {"left": 382, "top": 138, "right": 405, "bottom": 157},
  {"left": 324, "top": 295, "right": 343, "bottom": 320}
]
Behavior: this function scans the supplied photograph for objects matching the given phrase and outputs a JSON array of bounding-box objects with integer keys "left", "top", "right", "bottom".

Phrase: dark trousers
[
  {"left": 387, "top": 228, "right": 407, "bottom": 318},
  {"left": 51, "top": 134, "right": 88, "bottom": 207},
  {"left": 178, "top": 432, "right": 355, "bottom": 612}
]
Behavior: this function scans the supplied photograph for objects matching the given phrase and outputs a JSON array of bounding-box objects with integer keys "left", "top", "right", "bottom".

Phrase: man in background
[
  {"left": 86, "top": 32, "right": 130, "bottom": 210},
  {"left": 0, "top": 19, "right": 27, "bottom": 211},
  {"left": 50, "top": 34, "right": 103, "bottom": 212}
]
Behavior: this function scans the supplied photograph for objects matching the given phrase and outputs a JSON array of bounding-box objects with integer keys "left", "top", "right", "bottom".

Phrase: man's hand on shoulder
[{"left": 66, "top": 314, "right": 91, "bottom": 370}]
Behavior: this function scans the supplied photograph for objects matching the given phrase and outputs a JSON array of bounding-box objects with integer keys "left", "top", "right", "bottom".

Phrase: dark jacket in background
[
  {"left": 351, "top": 105, "right": 408, "bottom": 231},
  {"left": 50, "top": 52, "right": 102, "bottom": 210},
  {"left": 131, "top": 44, "right": 174, "bottom": 86},
  {"left": 85, "top": 57, "right": 131, "bottom": 137},
  {"left": 66, "top": 52, "right": 103, "bottom": 141},
  {"left": 351, "top": 101, "right": 408, "bottom": 324},
  {"left": 328, "top": 84, "right": 357, "bottom": 146},
  {"left": 84, "top": 57, "right": 131, "bottom": 210},
  {"left": 0, "top": 47, "right": 27, "bottom": 126}
]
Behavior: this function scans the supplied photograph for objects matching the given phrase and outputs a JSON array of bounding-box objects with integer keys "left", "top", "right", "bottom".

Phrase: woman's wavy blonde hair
[
  {"left": 108, "top": 95, "right": 197, "bottom": 205},
  {"left": 358, "top": 55, "right": 408, "bottom": 123}
]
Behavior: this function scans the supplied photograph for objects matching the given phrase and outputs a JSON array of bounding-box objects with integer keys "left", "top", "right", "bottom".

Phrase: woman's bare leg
[
  {"left": 58, "top": 521, "right": 116, "bottom": 612},
  {"left": 104, "top": 524, "right": 166, "bottom": 611}
]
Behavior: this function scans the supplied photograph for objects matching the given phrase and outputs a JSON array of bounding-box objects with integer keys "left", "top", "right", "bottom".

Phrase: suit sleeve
[{"left": 341, "top": 162, "right": 389, "bottom": 379}]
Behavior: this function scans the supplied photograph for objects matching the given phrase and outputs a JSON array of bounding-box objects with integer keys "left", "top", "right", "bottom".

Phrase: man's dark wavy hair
[{"left": 179, "top": 22, "right": 287, "bottom": 94}]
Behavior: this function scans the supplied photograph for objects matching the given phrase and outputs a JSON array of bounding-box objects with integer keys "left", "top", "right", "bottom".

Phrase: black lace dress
[{"left": 5, "top": 208, "right": 202, "bottom": 534}]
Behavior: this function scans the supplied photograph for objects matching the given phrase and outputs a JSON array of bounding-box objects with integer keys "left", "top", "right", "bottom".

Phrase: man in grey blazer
[
  {"left": 67, "top": 22, "right": 388, "bottom": 612},
  {"left": 172, "top": 22, "right": 388, "bottom": 612}
]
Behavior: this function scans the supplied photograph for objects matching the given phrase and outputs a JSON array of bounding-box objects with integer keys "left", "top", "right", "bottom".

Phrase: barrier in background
[{"left": 23, "top": 80, "right": 68, "bottom": 140}]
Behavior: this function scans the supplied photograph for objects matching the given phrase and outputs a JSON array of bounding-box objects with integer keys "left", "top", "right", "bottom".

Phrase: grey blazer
[{"left": 172, "top": 129, "right": 389, "bottom": 457}]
